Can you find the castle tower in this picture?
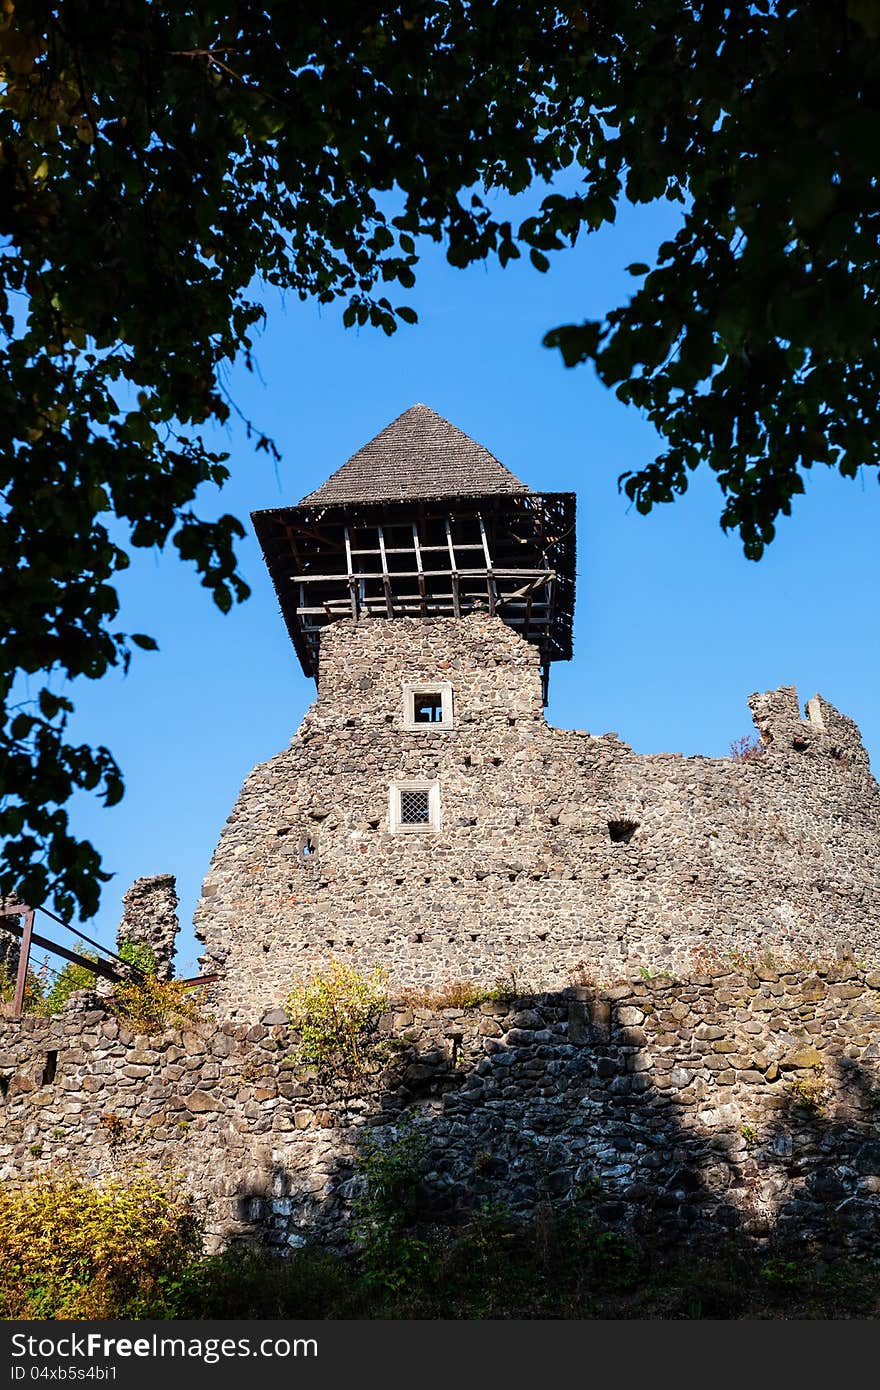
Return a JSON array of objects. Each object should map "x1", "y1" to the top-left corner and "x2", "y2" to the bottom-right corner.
[
  {"x1": 195, "y1": 407, "x2": 880, "y2": 1020},
  {"x1": 252, "y1": 404, "x2": 576, "y2": 702}
]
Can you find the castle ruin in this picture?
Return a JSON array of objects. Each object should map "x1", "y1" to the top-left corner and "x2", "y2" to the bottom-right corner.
[
  {"x1": 3, "y1": 404, "x2": 880, "y2": 1256},
  {"x1": 194, "y1": 404, "x2": 880, "y2": 1017}
]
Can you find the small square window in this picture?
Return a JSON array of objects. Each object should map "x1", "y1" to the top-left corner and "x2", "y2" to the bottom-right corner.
[
  {"x1": 400, "y1": 789, "x2": 431, "y2": 823},
  {"x1": 402, "y1": 682, "x2": 453, "y2": 730},
  {"x1": 413, "y1": 694, "x2": 444, "y2": 724},
  {"x1": 389, "y1": 780, "x2": 441, "y2": 833}
]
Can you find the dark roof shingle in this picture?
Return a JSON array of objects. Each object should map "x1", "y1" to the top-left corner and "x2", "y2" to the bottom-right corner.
[{"x1": 299, "y1": 403, "x2": 530, "y2": 505}]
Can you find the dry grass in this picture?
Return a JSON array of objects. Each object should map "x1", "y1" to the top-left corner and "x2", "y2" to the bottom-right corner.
[{"x1": 399, "y1": 979, "x2": 500, "y2": 1010}]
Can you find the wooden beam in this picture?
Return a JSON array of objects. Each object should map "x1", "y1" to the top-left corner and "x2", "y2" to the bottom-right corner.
[
  {"x1": 444, "y1": 514, "x2": 462, "y2": 619},
  {"x1": 377, "y1": 525, "x2": 394, "y2": 618},
  {"x1": 343, "y1": 526, "x2": 359, "y2": 621},
  {"x1": 444, "y1": 517, "x2": 458, "y2": 572},
  {"x1": 477, "y1": 512, "x2": 497, "y2": 616},
  {"x1": 412, "y1": 523, "x2": 427, "y2": 616},
  {"x1": 290, "y1": 566, "x2": 553, "y2": 584},
  {"x1": 451, "y1": 572, "x2": 461, "y2": 620}
]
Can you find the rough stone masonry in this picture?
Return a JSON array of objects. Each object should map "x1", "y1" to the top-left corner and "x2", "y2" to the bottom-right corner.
[
  {"x1": 194, "y1": 614, "x2": 880, "y2": 1019},
  {"x1": 2, "y1": 964, "x2": 880, "y2": 1253}
]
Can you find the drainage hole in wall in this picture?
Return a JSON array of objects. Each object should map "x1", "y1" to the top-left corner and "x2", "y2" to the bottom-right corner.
[{"x1": 608, "y1": 818, "x2": 639, "y2": 844}]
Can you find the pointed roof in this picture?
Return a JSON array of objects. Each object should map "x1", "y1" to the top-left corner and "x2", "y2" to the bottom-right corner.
[{"x1": 299, "y1": 404, "x2": 530, "y2": 505}]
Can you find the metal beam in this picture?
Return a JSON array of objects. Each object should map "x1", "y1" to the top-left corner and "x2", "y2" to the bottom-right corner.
[
  {"x1": 11, "y1": 908, "x2": 34, "y2": 1020},
  {"x1": 0, "y1": 914, "x2": 126, "y2": 989}
]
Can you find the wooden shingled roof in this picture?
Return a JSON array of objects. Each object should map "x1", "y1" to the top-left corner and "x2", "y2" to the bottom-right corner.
[
  {"x1": 254, "y1": 403, "x2": 576, "y2": 694},
  {"x1": 299, "y1": 403, "x2": 530, "y2": 504}
]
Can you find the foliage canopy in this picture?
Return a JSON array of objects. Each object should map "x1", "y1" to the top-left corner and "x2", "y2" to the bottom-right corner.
[{"x1": 2, "y1": 2, "x2": 878, "y2": 917}]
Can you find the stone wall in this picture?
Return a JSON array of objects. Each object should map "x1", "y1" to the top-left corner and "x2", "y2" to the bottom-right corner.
[
  {"x1": 193, "y1": 615, "x2": 880, "y2": 1019},
  {"x1": 1, "y1": 964, "x2": 879, "y2": 1252},
  {"x1": 118, "y1": 875, "x2": 180, "y2": 980}
]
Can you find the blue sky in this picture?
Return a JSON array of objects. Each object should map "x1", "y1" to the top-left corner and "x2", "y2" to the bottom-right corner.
[{"x1": 57, "y1": 197, "x2": 879, "y2": 974}]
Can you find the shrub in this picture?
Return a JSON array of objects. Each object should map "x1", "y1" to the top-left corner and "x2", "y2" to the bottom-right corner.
[
  {"x1": 43, "y1": 951, "x2": 99, "y2": 1015},
  {"x1": 0, "y1": 1172, "x2": 202, "y2": 1318},
  {"x1": 286, "y1": 959, "x2": 389, "y2": 1080},
  {"x1": 164, "y1": 1243, "x2": 363, "y2": 1319},
  {"x1": 399, "y1": 979, "x2": 497, "y2": 1010},
  {"x1": 352, "y1": 1128, "x2": 429, "y2": 1293},
  {"x1": 789, "y1": 1065, "x2": 829, "y2": 1116},
  {"x1": 0, "y1": 956, "x2": 49, "y2": 1014},
  {"x1": 730, "y1": 734, "x2": 765, "y2": 761},
  {"x1": 111, "y1": 977, "x2": 204, "y2": 1035},
  {"x1": 111, "y1": 935, "x2": 202, "y2": 1034},
  {"x1": 117, "y1": 938, "x2": 158, "y2": 975}
]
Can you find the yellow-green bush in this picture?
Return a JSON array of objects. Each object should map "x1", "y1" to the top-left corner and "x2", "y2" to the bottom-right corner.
[
  {"x1": 0, "y1": 1172, "x2": 202, "y2": 1318},
  {"x1": 42, "y1": 952, "x2": 99, "y2": 1014},
  {"x1": 286, "y1": 959, "x2": 389, "y2": 1080},
  {"x1": 111, "y1": 976, "x2": 205, "y2": 1034}
]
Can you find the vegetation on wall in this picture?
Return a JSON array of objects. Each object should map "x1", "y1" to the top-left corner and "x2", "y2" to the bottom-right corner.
[
  {"x1": 286, "y1": 960, "x2": 390, "y2": 1081},
  {"x1": 352, "y1": 1128, "x2": 430, "y2": 1293},
  {"x1": 110, "y1": 976, "x2": 204, "y2": 1034}
]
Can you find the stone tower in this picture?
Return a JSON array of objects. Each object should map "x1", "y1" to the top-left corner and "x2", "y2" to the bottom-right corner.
[{"x1": 195, "y1": 407, "x2": 880, "y2": 1019}]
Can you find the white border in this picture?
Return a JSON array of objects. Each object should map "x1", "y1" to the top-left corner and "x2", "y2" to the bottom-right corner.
[
  {"x1": 389, "y1": 780, "x2": 442, "y2": 833},
  {"x1": 402, "y1": 681, "x2": 454, "y2": 731}
]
